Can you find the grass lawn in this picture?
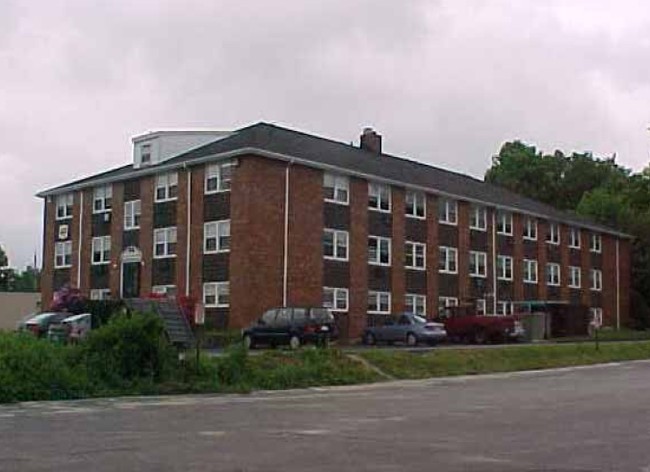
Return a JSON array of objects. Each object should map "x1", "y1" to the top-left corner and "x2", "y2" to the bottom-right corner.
[{"x1": 555, "y1": 328, "x2": 650, "y2": 343}]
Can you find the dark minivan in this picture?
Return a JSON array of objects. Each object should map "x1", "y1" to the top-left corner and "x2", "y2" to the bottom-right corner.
[{"x1": 242, "y1": 307, "x2": 338, "y2": 349}]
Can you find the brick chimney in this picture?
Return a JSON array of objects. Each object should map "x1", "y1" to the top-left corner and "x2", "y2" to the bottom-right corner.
[{"x1": 360, "y1": 127, "x2": 382, "y2": 154}]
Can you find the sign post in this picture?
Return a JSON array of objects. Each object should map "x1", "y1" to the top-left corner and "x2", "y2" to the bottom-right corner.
[{"x1": 194, "y1": 303, "x2": 205, "y2": 366}]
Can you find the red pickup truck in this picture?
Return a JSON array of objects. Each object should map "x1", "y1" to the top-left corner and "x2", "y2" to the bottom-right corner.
[{"x1": 438, "y1": 305, "x2": 525, "y2": 344}]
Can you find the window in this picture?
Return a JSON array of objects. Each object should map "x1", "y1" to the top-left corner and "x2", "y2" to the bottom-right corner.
[
  {"x1": 323, "y1": 173, "x2": 349, "y2": 204},
  {"x1": 523, "y1": 217, "x2": 537, "y2": 240},
  {"x1": 92, "y1": 236, "x2": 111, "y2": 265},
  {"x1": 590, "y1": 307, "x2": 603, "y2": 327},
  {"x1": 547, "y1": 223, "x2": 560, "y2": 245},
  {"x1": 569, "y1": 266, "x2": 581, "y2": 288},
  {"x1": 368, "y1": 182, "x2": 391, "y2": 212},
  {"x1": 497, "y1": 255, "x2": 513, "y2": 281},
  {"x1": 204, "y1": 220, "x2": 231, "y2": 253},
  {"x1": 368, "y1": 236, "x2": 391, "y2": 266},
  {"x1": 124, "y1": 200, "x2": 141, "y2": 230},
  {"x1": 54, "y1": 241, "x2": 72, "y2": 268},
  {"x1": 368, "y1": 291, "x2": 391, "y2": 314},
  {"x1": 546, "y1": 263, "x2": 561, "y2": 286},
  {"x1": 497, "y1": 211, "x2": 513, "y2": 236},
  {"x1": 497, "y1": 301, "x2": 513, "y2": 316},
  {"x1": 152, "y1": 285, "x2": 177, "y2": 297},
  {"x1": 56, "y1": 193, "x2": 73, "y2": 220},
  {"x1": 438, "y1": 297, "x2": 458, "y2": 314},
  {"x1": 405, "y1": 242, "x2": 426, "y2": 270},
  {"x1": 405, "y1": 294, "x2": 426, "y2": 316},
  {"x1": 93, "y1": 185, "x2": 112, "y2": 213},
  {"x1": 438, "y1": 198, "x2": 457, "y2": 225},
  {"x1": 405, "y1": 191, "x2": 426, "y2": 219},
  {"x1": 469, "y1": 251, "x2": 487, "y2": 278},
  {"x1": 470, "y1": 205, "x2": 487, "y2": 231},
  {"x1": 476, "y1": 299, "x2": 486, "y2": 315},
  {"x1": 203, "y1": 282, "x2": 229, "y2": 308},
  {"x1": 141, "y1": 144, "x2": 152, "y2": 165},
  {"x1": 323, "y1": 287, "x2": 349, "y2": 311},
  {"x1": 90, "y1": 289, "x2": 111, "y2": 301},
  {"x1": 590, "y1": 234, "x2": 602, "y2": 253},
  {"x1": 590, "y1": 269, "x2": 603, "y2": 291},
  {"x1": 323, "y1": 229, "x2": 349, "y2": 261},
  {"x1": 569, "y1": 228, "x2": 581, "y2": 249},
  {"x1": 155, "y1": 172, "x2": 178, "y2": 202},
  {"x1": 154, "y1": 227, "x2": 177, "y2": 258},
  {"x1": 205, "y1": 161, "x2": 233, "y2": 194},
  {"x1": 523, "y1": 259, "x2": 538, "y2": 284},
  {"x1": 439, "y1": 246, "x2": 458, "y2": 274}
]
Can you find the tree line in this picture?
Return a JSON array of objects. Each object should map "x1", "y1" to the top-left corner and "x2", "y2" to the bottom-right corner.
[{"x1": 0, "y1": 245, "x2": 39, "y2": 293}]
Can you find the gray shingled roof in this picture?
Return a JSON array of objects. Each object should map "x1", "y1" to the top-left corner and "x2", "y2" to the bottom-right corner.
[{"x1": 37, "y1": 122, "x2": 630, "y2": 237}]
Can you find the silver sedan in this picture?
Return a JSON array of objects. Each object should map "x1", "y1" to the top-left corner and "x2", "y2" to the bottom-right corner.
[{"x1": 363, "y1": 313, "x2": 447, "y2": 346}]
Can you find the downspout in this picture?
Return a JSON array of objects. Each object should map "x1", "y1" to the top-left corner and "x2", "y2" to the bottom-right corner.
[
  {"x1": 186, "y1": 167, "x2": 192, "y2": 297},
  {"x1": 283, "y1": 161, "x2": 292, "y2": 307},
  {"x1": 492, "y1": 209, "x2": 497, "y2": 315},
  {"x1": 616, "y1": 239, "x2": 620, "y2": 330},
  {"x1": 77, "y1": 191, "x2": 84, "y2": 289}
]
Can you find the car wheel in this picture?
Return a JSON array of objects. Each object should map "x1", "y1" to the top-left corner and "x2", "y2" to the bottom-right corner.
[
  {"x1": 243, "y1": 334, "x2": 254, "y2": 350},
  {"x1": 289, "y1": 335, "x2": 301, "y2": 350},
  {"x1": 406, "y1": 333, "x2": 418, "y2": 347},
  {"x1": 363, "y1": 332, "x2": 376, "y2": 346}
]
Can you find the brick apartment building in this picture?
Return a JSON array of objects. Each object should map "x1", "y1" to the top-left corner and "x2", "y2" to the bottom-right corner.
[{"x1": 38, "y1": 123, "x2": 632, "y2": 338}]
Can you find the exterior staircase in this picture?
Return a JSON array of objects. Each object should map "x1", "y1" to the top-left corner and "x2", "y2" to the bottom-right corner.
[{"x1": 124, "y1": 298, "x2": 195, "y2": 348}]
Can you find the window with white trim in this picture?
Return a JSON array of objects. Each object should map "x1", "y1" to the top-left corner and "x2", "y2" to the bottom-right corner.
[
  {"x1": 590, "y1": 234, "x2": 602, "y2": 253},
  {"x1": 152, "y1": 285, "x2": 177, "y2": 297},
  {"x1": 569, "y1": 266, "x2": 581, "y2": 288},
  {"x1": 590, "y1": 269, "x2": 603, "y2": 291},
  {"x1": 203, "y1": 282, "x2": 229, "y2": 308},
  {"x1": 476, "y1": 299, "x2": 486, "y2": 315},
  {"x1": 497, "y1": 211, "x2": 513, "y2": 236},
  {"x1": 497, "y1": 255, "x2": 513, "y2": 281},
  {"x1": 569, "y1": 228, "x2": 581, "y2": 249},
  {"x1": 56, "y1": 193, "x2": 73, "y2": 220},
  {"x1": 141, "y1": 143, "x2": 152, "y2": 165},
  {"x1": 469, "y1": 251, "x2": 487, "y2": 278},
  {"x1": 124, "y1": 200, "x2": 141, "y2": 230},
  {"x1": 154, "y1": 227, "x2": 177, "y2": 258},
  {"x1": 523, "y1": 259, "x2": 538, "y2": 284},
  {"x1": 546, "y1": 263, "x2": 561, "y2": 286},
  {"x1": 439, "y1": 246, "x2": 458, "y2": 274},
  {"x1": 438, "y1": 198, "x2": 457, "y2": 225},
  {"x1": 590, "y1": 307, "x2": 603, "y2": 327},
  {"x1": 90, "y1": 289, "x2": 111, "y2": 301},
  {"x1": 323, "y1": 287, "x2": 349, "y2": 312},
  {"x1": 405, "y1": 241, "x2": 426, "y2": 270},
  {"x1": 204, "y1": 220, "x2": 230, "y2": 253},
  {"x1": 470, "y1": 205, "x2": 487, "y2": 231},
  {"x1": 323, "y1": 229, "x2": 349, "y2": 261},
  {"x1": 368, "y1": 182, "x2": 391, "y2": 212},
  {"x1": 497, "y1": 301, "x2": 513, "y2": 316},
  {"x1": 205, "y1": 161, "x2": 233, "y2": 194},
  {"x1": 405, "y1": 294, "x2": 426, "y2": 316},
  {"x1": 155, "y1": 172, "x2": 178, "y2": 202},
  {"x1": 405, "y1": 191, "x2": 426, "y2": 219},
  {"x1": 438, "y1": 296, "x2": 458, "y2": 314},
  {"x1": 54, "y1": 241, "x2": 72, "y2": 269},
  {"x1": 368, "y1": 291, "x2": 391, "y2": 314},
  {"x1": 92, "y1": 236, "x2": 111, "y2": 265},
  {"x1": 546, "y1": 223, "x2": 560, "y2": 245},
  {"x1": 368, "y1": 236, "x2": 391, "y2": 266},
  {"x1": 323, "y1": 173, "x2": 349, "y2": 204},
  {"x1": 93, "y1": 185, "x2": 112, "y2": 213},
  {"x1": 523, "y1": 217, "x2": 537, "y2": 240}
]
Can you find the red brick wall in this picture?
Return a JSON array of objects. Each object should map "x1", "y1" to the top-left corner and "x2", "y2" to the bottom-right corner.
[
  {"x1": 537, "y1": 220, "x2": 548, "y2": 300},
  {"x1": 189, "y1": 166, "x2": 205, "y2": 301},
  {"x1": 457, "y1": 201, "x2": 470, "y2": 302},
  {"x1": 139, "y1": 176, "x2": 153, "y2": 296},
  {"x1": 349, "y1": 178, "x2": 369, "y2": 337},
  {"x1": 602, "y1": 234, "x2": 617, "y2": 326},
  {"x1": 79, "y1": 189, "x2": 93, "y2": 295},
  {"x1": 391, "y1": 188, "x2": 405, "y2": 313},
  {"x1": 109, "y1": 183, "x2": 124, "y2": 297},
  {"x1": 69, "y1": 192, "x2": 81, "y2": 288},
  {"x1": 513, "y1": 213, "x2": 524, "y2": 301},
  {"x1": 560, "y1": 224, "x2": 570, "y2": 301},
  {"x1": 580, "y1": 230, "x2": 591, "y2": 306},
  {"x1": 619, "y1": 238, "x2": 632, "y2": 327},
  {"x1": 426, "y1": 195, "x2": 439, "y2": 317},
  {"x1": 176, "y1": 170, "x2": 189, "y2": 296},
  {"x1": 41, "y1": 199, "x2": 55, "y2": 306},
  {"x1": 486, "y1": 208, "x2": 496, "y2": 313}
]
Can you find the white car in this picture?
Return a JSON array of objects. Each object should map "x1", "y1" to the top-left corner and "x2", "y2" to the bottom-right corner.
[{"x1": 61, "y1": 313, "x2": 93, "y2": 342}]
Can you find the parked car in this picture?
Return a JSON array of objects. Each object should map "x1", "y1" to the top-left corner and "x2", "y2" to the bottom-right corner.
[
  {"x1": 47, "y1": 313, "x2": 93, "y2": 344},
  {"x1": 439, "y1": 305, "x2": 525, "y2": 344},
  {"x1": 363, "y1": 313, "x2": 447, "y2": 346},
  {"x1": 20, "y1": 312, "x2": 69, "y2": 338},
  {"x1": 242, "y1": 307, "x2": 338, "y2": 349}
]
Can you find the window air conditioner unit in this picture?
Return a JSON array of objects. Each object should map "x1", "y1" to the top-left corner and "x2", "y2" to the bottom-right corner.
[
  {"x1": 103, "y1": 212, "x2": 111, "y2": 223},
  {"x1": 58, "y1": 225, "x2": 69, "y2": 240}
]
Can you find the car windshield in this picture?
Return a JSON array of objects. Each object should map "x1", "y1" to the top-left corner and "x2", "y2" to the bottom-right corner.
[{"x1": 412, "y1": 315, "x2": 427, "y2": 324}]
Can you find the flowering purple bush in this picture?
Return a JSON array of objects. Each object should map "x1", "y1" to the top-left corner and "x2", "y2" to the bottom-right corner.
[{"x1": 50, "y1": 285, "x2": 86, "y2": 314}]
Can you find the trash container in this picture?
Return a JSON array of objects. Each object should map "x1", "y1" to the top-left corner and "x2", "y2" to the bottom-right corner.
[{"x1": 521, "y1": 312, "x2": 546, "y2": 341}]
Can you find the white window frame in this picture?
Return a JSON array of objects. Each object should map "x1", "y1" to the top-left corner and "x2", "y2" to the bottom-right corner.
[
  {"x1": 93, "y1": 185, "x2": 112, "y2": 214},
  {"x1": 405, "y1": 191, "x2": 426, "y2": 219},
  {"x1": 124, "y1": 200, "x2": 141, "y2": 230},
  {"x1": 497, "y1": 255, "x2": 513, "y2": 281},
  {"x1": 405, "y1": 294, "x2": 426, "y2": 316},
  {"x1": 438, "y1": 198, "x2": 458, "y2": 225},
  {"x1": 497, "y1": 211, "x2": 513, "y2": 236},
  {"x1": 203, "y1": 282, "x2": 230, "y2": 308},
  {"x1": 91, "y1": 236, "x2": 111, "y2": 265},
  {"x1": 154, "y1": 227, "x2": 177, "y2": 259},
  {"x1": 590, "y1": 269, "x2": 603, "y2": 292},
  {"x1": 56, "y1": 193, "x2": 74, "y2": 221},
  {"x1": 439, "y1": 246, "x2": 458, "y2": 274},
  {"x1": 590, "y1": 307, "x2": 603, "y2": 327},
  {"x1": 523, "y1": 217, "x2": 537, "y2": 240},
  {"x1": 470, "y1": 205, "x2": 487, "y2": 231},
  {"x1": 469, "y1": 251, "x2": 487, "y2": 278},
  {"x1": 205, "y1": 161, "x2": 233, "y2": 194},
  {"x1": 141, "y1": 143, "x2": 152, "y2": 165},
  {"x1": 368, "y1": 182, "x2": 391, "y2": 212},
  {"x1": 569, "y1": 266, "x2": 581, "y2": 289},
  {"x1": 204, "y1": 220, "x2": 231, "y2": 254},
  {"x1": 405, "y1": 241, "x2": 426, "y2": 270},
  {"x1": 323, "y1": 229, "x2": 349, "y2": 261},
  {"x1": 54, "y1": 241, "x2": 72, "y2": 269},
  {"x1": 569, "y1": 228, "x2": 581, "y2": 249},
  {"x1": 523, "y1": 259, "x2": 538, "y2": 284},
  {"x1": 546, "y1": 223, "x2": 560, "y2": 245},
  {"x1": 368, "y1": 235, "x2": 391, "y2": 266},
  {"x1": 152, "y1": 285, "x2": 177, "y2": 297},
  {"x1": 323, "y1": 287, "x2": 349, "y2": 312},
  {"x1": 90, "y1": 289, "x2": 111, "y2": 301},
  {"x1": 439, "y1": 296, "x2": 459, "y2": 313},
  {"x1": 323, "y1": 173, "x2": 349, "y2": 205},
  {"x1": 497, "y1": 301, "x2": 513, "y2": 316},
  {"x1": 546, "y1": 263, "x2": 561, "y2": 286},
  {"x1": 368, "y1": 291, "x2": 391, "y2": 314},
  {"x1": 590, "y1": 234, "x2": 602, "y2": 253},
  {"x1": 155, "y1": 172, "x2": 178, "y2": 203},
  {"x1": 476, "y1": 299, "x2": 487, "y2": 315}
]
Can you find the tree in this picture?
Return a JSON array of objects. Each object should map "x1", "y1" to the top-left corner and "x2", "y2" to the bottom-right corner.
[{"x1": 0, "y1": 245, "x2": 7, "y2": 268}]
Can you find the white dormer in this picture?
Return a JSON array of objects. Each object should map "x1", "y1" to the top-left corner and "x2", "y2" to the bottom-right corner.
[{"x1": 132, "y1": 130, "x2": 230, "y2": 169}]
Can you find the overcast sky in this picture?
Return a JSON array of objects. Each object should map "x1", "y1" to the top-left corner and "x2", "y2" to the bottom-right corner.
[{"x1": 2, "y1": 0, "x2": 650, "y2": 268}]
